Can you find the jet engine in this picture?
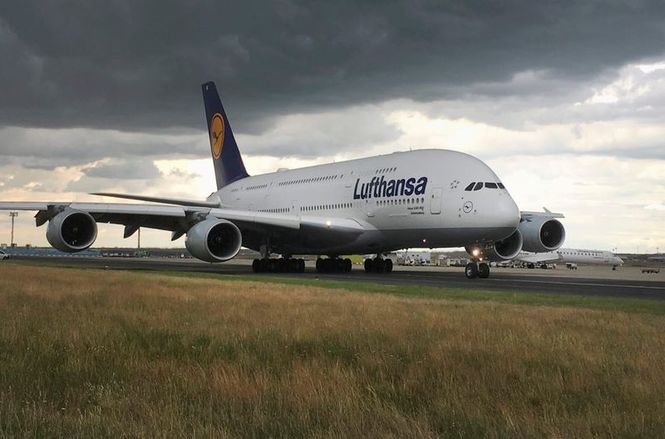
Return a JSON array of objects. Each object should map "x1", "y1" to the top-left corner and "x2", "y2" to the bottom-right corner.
[
  {"x1": 46, "y1": 209, "x2": 98, "y2": 252},
  {"x1": 185, "y1": 218, "x2": 242, "y2": 262},
  {"x1": 518, "y1": 217, "x2": 565, "y2": 253},
  {"x1": 466, "y1": 230, "x2": 523, "y2": 261}
]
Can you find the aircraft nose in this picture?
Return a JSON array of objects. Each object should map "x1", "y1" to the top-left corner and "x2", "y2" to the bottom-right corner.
[{"x1": 493, "y1": 195, "x2": 521, "y2": 230}]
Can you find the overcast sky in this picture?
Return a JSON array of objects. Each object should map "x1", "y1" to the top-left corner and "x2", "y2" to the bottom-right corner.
[{"x1": 1, "y1": 0, "x2": 664, "y2": 253}]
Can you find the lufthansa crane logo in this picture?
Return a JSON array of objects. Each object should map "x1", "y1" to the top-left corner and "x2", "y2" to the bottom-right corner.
[{"x1": 209, "y1": 113, "x2": 225, "y2": 159}]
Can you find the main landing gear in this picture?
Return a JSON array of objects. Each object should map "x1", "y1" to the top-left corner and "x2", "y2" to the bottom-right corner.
[
  {"x1": 364, "y1": 257, "x2": 393, "y2": 273},
  {"x1": 316, "y1": 257, "x2": 353, "y2": 273},
  {"x1": 465, "y1": 261, "x2": 490, "y2": 279},
  {"x1": 252, "y1": 258, "x2": 305, "y2": 273}
]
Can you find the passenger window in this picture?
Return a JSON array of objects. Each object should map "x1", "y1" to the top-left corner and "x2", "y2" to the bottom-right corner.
[
  {"x1": 464, "y1": 183, "x2": 475, "y2": 191},
  {"x1": 473, "y1": 182, "x2": 483, "y2": 191},
  {"x1": 485, "y1": 182, "x2": 497, "y2": 189}
]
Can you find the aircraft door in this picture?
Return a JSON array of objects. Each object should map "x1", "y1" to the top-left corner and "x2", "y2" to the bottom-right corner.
[
  {"x1": 430, "y1": 188, "x2": 442, "y2": 214},
  {"x1": 362, "y1": 198, "x2": 376, "y2": 217},
  {"x1": 291, "y1": 200, "x2": 301, "y2": 218}
]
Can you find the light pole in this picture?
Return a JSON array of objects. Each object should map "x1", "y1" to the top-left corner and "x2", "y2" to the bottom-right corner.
[{"x1": 9, "y1": 211, "x2": 18, "y2": 247}]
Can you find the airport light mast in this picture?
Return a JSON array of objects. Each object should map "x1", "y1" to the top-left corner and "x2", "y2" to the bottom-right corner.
[{"x1": 9, "y1": 211, "x2": 18, "y2": 247}]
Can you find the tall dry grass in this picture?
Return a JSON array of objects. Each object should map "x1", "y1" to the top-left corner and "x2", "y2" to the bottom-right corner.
[{"x1": 0, "y1": 263, "x2": 664, "y2": 438}]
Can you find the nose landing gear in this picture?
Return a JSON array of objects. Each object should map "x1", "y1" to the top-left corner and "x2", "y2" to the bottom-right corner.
[{"x1": 465, "y1": 261, "x2": 490, "y2": 279}]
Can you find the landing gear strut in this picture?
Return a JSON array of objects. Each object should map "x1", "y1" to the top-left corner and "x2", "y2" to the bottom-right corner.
[
  {"x1": 465, "y1": 261, "x2": 490, "y2": 279},
  {"x1": 364, "y1": 257, "x2": 393, "y2": 274},
  {"x1": 252, "y1": 257, "x2": 305, "y2": 273},
  {"x1": 316, "y1": 257, "x2": 352, "y2": 273}
]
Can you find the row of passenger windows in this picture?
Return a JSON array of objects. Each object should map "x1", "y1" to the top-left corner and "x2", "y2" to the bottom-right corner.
[
  {"x1": 279, "y1": 175, "x2": 341, "y2": 186},
  {"x1": 259, "y1": 207, "x2": 289, "y2": 213},
  {"x1": 257, "y1": 198, "x2": 426, "y2": 214},
  {"x1": 562, "y1": 250, "x2": 600, "y2": 256},
  {"x1": 464, "y1": 182, "x2": 506, "y2": 191},
  {"x1": 246, "y1": 184, "x2": 268, "y2": 190},
  {"x1": 375, "y1": 167, "x2": 397, "y2": 174},
  {"x1": 302, "y1": 203, "x2": 352, "y2": 212},
  {"x1": 377, "y1": 197, "x2": 425, "y2": 206}
]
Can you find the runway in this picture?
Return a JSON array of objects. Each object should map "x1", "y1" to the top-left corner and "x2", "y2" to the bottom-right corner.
[{"x1": 10, "y1": 255, "x2": 665, "y2": 300}]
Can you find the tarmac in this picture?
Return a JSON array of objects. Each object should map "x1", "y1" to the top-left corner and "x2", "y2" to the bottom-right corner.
[{"x1": 8, "y1": 255, "x2": 665, "y2": 300}]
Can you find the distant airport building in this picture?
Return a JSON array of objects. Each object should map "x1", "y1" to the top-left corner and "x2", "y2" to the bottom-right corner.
[{"x1": 396, "y1": 250, "x2": 431, "y2": 266}]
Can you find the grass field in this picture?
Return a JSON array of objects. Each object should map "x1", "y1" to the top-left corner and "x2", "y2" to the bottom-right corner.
[{"x1": 1, "y1": 263, "x2": 664, "y2": 438}]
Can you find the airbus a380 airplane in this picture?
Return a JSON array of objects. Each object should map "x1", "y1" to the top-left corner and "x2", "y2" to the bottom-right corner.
[{"x1": 0, "y1": 82, "x2": 566, "y2": 279}]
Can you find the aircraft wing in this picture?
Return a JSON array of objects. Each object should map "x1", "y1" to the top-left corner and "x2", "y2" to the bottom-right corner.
[
  {"x1": 90, "y1": 192, "x2": 220, "y2": 208},
  {"x1": 0, "y1": 201, "x2": 367, "y2": 240},
  {"x1": 520, "y1": 207, "x2": 565, "y2": 219}
]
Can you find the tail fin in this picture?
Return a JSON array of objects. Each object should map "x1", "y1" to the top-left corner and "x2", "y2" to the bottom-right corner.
[{"x1": 202, "y1": 81, "x2": 249, "y2": 189}]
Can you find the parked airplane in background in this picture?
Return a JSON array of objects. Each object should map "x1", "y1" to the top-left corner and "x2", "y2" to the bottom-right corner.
[
  {"x1": 0, "y1": 81, "x2": 566, "y2": 279},
  {"x1": 516, "y1": 248, "x2": 624, "y2": 269}
]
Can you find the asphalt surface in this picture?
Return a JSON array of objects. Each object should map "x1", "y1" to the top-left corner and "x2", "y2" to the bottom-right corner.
[{"x1": 10, "y1": 256, "x2": 665, "y2": 301}]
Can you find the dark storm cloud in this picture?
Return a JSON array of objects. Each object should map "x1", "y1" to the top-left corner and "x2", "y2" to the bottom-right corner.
[
  {"x1": 1, "y1": 0, "x2": 664, "y2": 132},
  {"x1": 83, "y1": 159, "x2": 161, "y2": 180},
  {"x1": 0, "y1": 126, "x2": 204, "y2": 168}
]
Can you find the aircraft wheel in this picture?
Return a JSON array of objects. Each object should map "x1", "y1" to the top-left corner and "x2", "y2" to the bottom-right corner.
[
  {"x1": 465, "y1": 263, "x2": 478, "y2": 279},
  {"x1": 385, "y1": 259, "x2": 393, "y2": 273},
  {"x1": 252, "y1": 259, "x2": 261, "y2": 273},
  {"x1": 259, "y1": 259, "x2": 269, "y2": 272},
  {"x1": 344, "y1": 258, "x2": 352, "y2": 272},
  {"x1": 316, "y1": 258, "x2": 324, "y2": 273},
  {"x1": 374, "y1": 258, "x2": 385, "y2": 273},
  {"x1": 478, "y1": 262, "x2": 490, "y2": 278},
  {"x1": 298, "y1": 258, "x2": 306, "y2": 273},
  {"x1": 364, "y1": 259, "x2": 372, "y2": 273}
]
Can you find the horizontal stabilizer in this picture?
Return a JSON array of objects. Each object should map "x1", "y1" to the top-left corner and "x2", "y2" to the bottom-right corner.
[{"x1": 91, "y1": 192, "x2": 219, "y2": 208}]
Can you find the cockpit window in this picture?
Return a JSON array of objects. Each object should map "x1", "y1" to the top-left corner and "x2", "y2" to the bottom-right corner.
[{"x1": 466, "y1": 182, "x2": 505, "y2": 191}]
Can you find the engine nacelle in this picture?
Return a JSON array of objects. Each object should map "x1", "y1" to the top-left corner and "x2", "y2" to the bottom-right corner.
[
  {"x1": 488, "y1": 230, "x2": 523, "y2": 261},
  {"x1": 518, "y1": 217, "x2": 565, "y2": 253},
  {"x1": 466, "y1": 230, "x2": 523, "y2": 262},
  {"x1": 46, "y1": 209, "x2": 98, "y2": 252},
  {"x1": 185, "y1": 218, "x2": 242, "y2": 263}
]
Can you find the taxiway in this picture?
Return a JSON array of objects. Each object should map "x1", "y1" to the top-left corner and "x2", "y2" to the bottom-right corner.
[{"x1": 9, "y1": 256, "x2": 665, "y2": 300}]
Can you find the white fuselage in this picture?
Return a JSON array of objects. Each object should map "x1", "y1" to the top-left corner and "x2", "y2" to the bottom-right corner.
[
  {"x1": 518, "y1": 248, "x2": 624, "y2": 267},
  {"x1": 207, "y1": 149, "x2": 520, "y2": 256}
]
